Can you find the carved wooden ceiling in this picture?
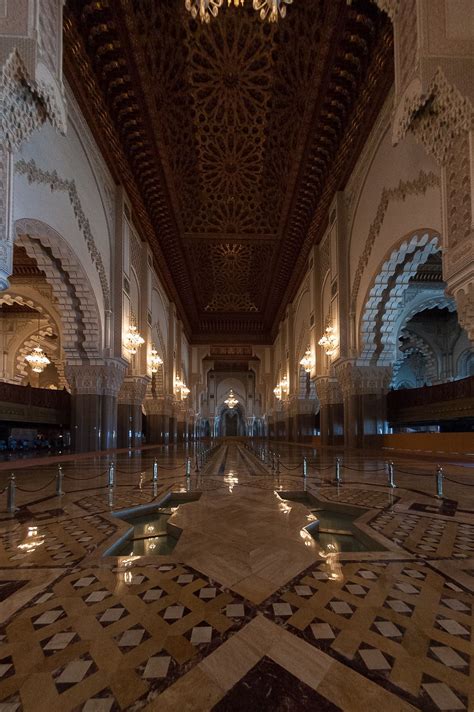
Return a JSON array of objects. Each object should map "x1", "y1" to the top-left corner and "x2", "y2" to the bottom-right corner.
[{"x1": 64, "y1": 0, "x2": 393, "y2": 343}]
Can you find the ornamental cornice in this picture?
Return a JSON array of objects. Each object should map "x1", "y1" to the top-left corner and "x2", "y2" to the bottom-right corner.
[{"x1": 15, "y1": 159, "x2": 111, "y2": 310}]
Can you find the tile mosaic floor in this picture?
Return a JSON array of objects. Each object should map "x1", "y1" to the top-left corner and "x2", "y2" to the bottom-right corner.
[{"x1": 0, "y1": 441, "x2": 471, "y2": 710}]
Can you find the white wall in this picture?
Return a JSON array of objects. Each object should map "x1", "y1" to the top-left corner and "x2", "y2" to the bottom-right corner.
[{"x1": 13, "y1": 85, "x2": 114, "y2": 332}]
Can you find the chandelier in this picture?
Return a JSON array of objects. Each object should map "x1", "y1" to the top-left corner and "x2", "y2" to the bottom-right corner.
[
  {"x1": 273, "y1": 374, "x2": 288, "y2": 400},
  {"x1": 175, "y1": 375, "x2": 190, "y2": 400},
  {"x1": 123, "y1": 323, "x2": 145, "y2": 355},
  {"x1": 224, "y1": 389, "x2": 238, "y2": 409},
  {"x1": 184, "y1": 0, "x2": 292, "y2": 23},
  {"x1": 149, "y1": 346, "x2": 163, "y2": 373},
  {"x1": 299, "y1": 347, "x2": 313, "y2": 373},
  {"x1": 25, "y1": 345, "x2": 50, "y2": 374},
  {"x1": 318, "y1": 325, "x2": 338, "y2": 356}
]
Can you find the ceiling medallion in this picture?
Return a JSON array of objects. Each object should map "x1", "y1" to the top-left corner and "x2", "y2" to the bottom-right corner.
[{"x1": 184, "y1": 0, "x2": 292, "y2": 24}]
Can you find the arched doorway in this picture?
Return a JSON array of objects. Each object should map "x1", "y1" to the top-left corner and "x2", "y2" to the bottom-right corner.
[{"x1": 219, "y1": 405, "x2": 246, "y2": 437}]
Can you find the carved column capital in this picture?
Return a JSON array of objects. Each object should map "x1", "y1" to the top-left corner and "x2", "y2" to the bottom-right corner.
[
  {"x1": 314, "y1": 377, "x2": 342, "y2": 406},
  {"x1": 64, "y1": 359, "x2": 127, "y2": 397},
  {"x1": 118, "y1": 376, "x2": 150, "y2": 406},
  {"x1": 335, "y1": 360, "x2": 392, "y2": 398}
]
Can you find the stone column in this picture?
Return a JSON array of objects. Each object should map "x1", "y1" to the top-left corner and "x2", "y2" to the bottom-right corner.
[
  {"x1": 117, "y1": 376, "x2": 149, "y2": 449},
  {"x1": 336, "y1": 361, "x2": 392, "y2": 450},
  {"x1": 145, "y1": 396, "x2": 170, "y2": 445},
  {"x1": 100, "y1": 359, "x2": 127, "y2": 450},
  {"x1": 65, "y1": 360, "x2": 126, "y2": 453},
  {"x1": 315, "y1": 377, "x2": 343, "y2": 447}
]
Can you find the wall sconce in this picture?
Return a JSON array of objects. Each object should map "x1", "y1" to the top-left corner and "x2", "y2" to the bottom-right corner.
[
  {"x1": 149, "y1": 345, "x2": 163, "y2": 373},
  {"x1": 299, "y1": 347, "x2": 314, "y2": 373},
  {"x1": 318, "y1": 325, "x2": 338, "y2": 356},
  {"x1": 123, "y1": 320, "x2": 145, "y2": 355}
]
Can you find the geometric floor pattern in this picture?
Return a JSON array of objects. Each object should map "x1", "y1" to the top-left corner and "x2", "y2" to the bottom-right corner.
[
  {"x1": 261, "y1": 558, "x2": 474, "y2": 711},
  {"x1": 0, "y1": 563, "x2": 254, "y2": 710},
  {"x1": 0, "y1": 441, "x2": 473, "y2": 711}
]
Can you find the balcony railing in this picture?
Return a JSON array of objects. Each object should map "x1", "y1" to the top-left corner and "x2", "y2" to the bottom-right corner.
[{"x1": 0, "y1": 381, "x2": 70, "y2": 411}]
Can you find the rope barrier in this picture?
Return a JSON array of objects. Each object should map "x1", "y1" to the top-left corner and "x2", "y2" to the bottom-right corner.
[
  {"x1": 394, "y1": 468, "x2": 434, "y2": 477},
  {"x1": 443, "y1": 475, "x2": 474, "y2": 487},
  {"x1": 16, "y1": 476, "x2": 56, "y2": 493},
  {"x1": 64, "y1": 470, "x2": 109, "y2": 481},
  {"x1": 159, "y1": 462, "x2": 186, "y2": 470},
  {"x1": 340, "y1": 464, "x2": 386, "y2": 473}
]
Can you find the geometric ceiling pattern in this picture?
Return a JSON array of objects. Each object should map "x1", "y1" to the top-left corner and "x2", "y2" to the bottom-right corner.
[{"x1": 64, "y1": 0, "x2": 393, "y2": 343}]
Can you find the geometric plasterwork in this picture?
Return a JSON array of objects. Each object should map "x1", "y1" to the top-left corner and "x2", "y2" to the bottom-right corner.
[
  {"x1": 0, "y1": 0, "x2": 67, "y2": 291},
  {"x1": 379, "y1": 1, "x2": 474, "y2": 344},
  {"x1": 15, "y1": 160, "x2": 111, "y2": 310},
  {"x1": 14, "y1": 222, "x2": 103, "y2": 361},
  {"x1": 350, "y1": 173, "x2": 440, "y2": 314},
  {"x1": 65, "y1": 0, "x2": 394, "y2": 340}
]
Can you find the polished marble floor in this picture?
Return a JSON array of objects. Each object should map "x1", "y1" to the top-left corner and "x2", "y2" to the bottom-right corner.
[{"x1": 0, "y1": 440, "x2": 473, "y2": 711}]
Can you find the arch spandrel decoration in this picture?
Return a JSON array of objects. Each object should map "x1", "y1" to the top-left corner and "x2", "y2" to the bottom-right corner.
[
  {"x1": 14, "y1": 219, "x2": 103, "y2": 360},
  {"x1": 359, "y1": 229, "x2": 440, "y2": 365}
]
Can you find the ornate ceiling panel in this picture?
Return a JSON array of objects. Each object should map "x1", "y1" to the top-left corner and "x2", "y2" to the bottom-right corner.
[{"x1": 64, "y1": 0, "x2": 393, "y2": 342}]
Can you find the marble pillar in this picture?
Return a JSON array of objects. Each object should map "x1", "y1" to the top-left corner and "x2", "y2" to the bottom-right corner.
[
  {"x1": 336, "y1": 362, "x2": 391, "y2": 450},
  {"x1": 315, "y1": 378, "x2": 343, "y2": 447},
  {"x1": 65, "y1": 360, "x2": 126, "y2": 453},
  {"x1": 117, "y1": 376, "x2": 149, "y2": 449}
]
